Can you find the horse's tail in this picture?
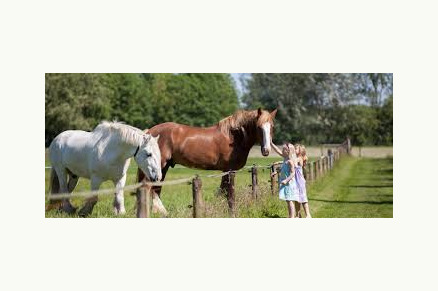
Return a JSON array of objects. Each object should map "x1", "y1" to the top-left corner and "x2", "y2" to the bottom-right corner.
[{"x1": 46, "y1": 169, "x2": 61, "y2": 211}]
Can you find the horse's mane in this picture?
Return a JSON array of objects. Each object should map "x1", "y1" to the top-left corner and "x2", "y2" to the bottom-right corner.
[
  {"x1": 217, "y1": 110, "x2": 273, "y2": 135},
  {"x1": 93, "y1": 121, "x2": 146, "y2": 146}
]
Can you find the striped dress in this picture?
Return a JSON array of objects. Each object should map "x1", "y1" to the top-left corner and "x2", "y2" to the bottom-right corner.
[{"x1": 294, "y1": 164, "x2": 308, "y2": 203}]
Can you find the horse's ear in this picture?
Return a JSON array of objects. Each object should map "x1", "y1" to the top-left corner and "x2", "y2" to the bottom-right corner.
[
  {"x1": 257, "y1": 108, "x2": 262, "y2": 117},
  {"x1": 271, "y1": 108, "x2": 278, "y2": 119}
]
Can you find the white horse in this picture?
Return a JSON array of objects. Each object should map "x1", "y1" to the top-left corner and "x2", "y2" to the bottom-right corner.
[{"x1": 47, "y1": 121, "x2": 162, "y2": 217}]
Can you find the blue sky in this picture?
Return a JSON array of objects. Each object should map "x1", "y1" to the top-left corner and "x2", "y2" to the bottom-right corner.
[{"x1": 231, "y1": 73, "x2": 246, "y2": 96}]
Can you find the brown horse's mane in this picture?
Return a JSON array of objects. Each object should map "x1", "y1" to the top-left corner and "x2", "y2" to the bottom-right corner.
[{"x1": 217, "y1": 109, "x2": 273, "y2": 135}]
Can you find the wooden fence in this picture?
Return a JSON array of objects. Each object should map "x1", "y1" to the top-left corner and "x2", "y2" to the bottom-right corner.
[
  {"x1": 136, "y1": 138, "x2": 351, "y2": 217},
  {"x1": 48, "y1": 138, "x2": 351, "y2": 218}
]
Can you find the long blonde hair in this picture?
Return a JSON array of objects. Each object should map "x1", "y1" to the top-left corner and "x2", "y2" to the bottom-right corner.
[
  {"x1": 296, "y1": 144, "x2": 308, "y2": 167},
  {"x1": 284, "y1": 143, "x2": 297, "y2": 164}
]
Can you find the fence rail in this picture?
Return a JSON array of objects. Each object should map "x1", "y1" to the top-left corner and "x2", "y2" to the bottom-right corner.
[{"x1": 46, "y1": 138, "x2": 351, "y2": 218}]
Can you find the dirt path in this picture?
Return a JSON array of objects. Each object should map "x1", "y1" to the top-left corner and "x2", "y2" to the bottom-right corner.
[{"x1": 249, "y1": 146, "x2": 393, "y2": 158}]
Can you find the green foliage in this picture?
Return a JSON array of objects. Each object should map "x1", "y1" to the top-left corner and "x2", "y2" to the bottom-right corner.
[
  {"x1": 45, "y1": 73, "x2": 392, "y2": 147},
  {"x1": 375, "y1": 95, "x2": 393, "y2": 144},
  {"x1": 242, "y1": 73, "x2": 393, "y2": 145},
  {"x1": 45, "y1": 74, "x2": 112, "y2": 145},
  {"x1": 102, "y1": 73, "x2": 153, "y2": 129},
  {"x1": 45, "y1": 73, "x2": 239, "y2": 146}
]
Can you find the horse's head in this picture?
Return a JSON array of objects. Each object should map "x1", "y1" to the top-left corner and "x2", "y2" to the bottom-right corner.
[
  {"x1": 256, "y1": 108, "x2": 277, "y2": 156},
  {"x1": 134, "y1": 134, "x2": 162, "y2": 182}
]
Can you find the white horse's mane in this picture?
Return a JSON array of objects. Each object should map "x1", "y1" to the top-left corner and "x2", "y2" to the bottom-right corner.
[{"x1": 93, "y1": 121, "x2": 147, "y2": 146}]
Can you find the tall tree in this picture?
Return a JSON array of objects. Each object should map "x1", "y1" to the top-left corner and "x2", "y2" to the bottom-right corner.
[
  {"x1": 45, "y1": 73, "x2": 111, "y2": 145},
  {"x1": 242, "y1": 73, "x2": 393, "y2": 145}
]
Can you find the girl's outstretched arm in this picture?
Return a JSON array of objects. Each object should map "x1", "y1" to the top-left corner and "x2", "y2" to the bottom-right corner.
[{"x1": 271, "y1": 141, "x2": 283, "y2": 156}]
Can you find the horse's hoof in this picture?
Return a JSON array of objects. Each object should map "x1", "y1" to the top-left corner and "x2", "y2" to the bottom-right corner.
[
  {"x1": 113, "y1": 207, "x2": 126, "y2": 215},
  {"x1": 78, "y1": 207, "x2": 91, "y2": 217},
  {"x1": 46, "y1": 201, "x2": 62, "y2": 211},
  {"x1": 62, "y1": 204, "x2": 77, "y2": 215}
]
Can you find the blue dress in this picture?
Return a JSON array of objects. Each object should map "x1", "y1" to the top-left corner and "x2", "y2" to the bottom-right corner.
[{"x1": 278, "y1": 159, "x2": 299, "y2": 201}]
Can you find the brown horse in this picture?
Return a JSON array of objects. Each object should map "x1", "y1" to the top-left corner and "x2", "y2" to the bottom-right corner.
[{"x1": 137, "y1": 108, "x2": 277, "y2": 215}]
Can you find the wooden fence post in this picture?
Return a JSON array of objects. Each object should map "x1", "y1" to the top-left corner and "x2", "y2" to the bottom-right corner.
[
  {"x1": 314, "y1": 161, "x2": 318, "y2": 180},
  {"x1": 347, "y1": 137, "x2": 351, "y2": 155},
  {"x1": 314, "y1": 160, "x2": 318, "y2": 180},
  {"x1": 251, "y1": 165, "x2": 258, "y2": 199},
  {"x1": 320, "y1": 159, "x2": 324, "y2": 177},
  {"x1": 136, "y1": 183, "x2": 151, "y2": 218},
  {"x1": 270, "y1": 164, "x2": 277, "y2": 196},
  {"x1": 328, "y1": 149, "x2": 333, "y2": 169},
  {"x1": 227, "y1": 171, "x2": 236, "y2": 217},
  {"x1": 309, "y1": 162, "x2": 314, "y2": 182},
  {"x1": 320, "y1": 158, "x2": 324, "y2": 176},
  {"x1": 323, "y1": 157, "x2": 327, "y2": 175},
  {"x1": 192, "y1": 175, "x2": 204, "y2": 218},
  {"x1": 303, "y1": 163, "x2": 308, "y2": 181}
]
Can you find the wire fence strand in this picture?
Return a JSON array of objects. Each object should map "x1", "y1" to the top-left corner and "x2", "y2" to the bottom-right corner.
[
  {"x1": 46, "y1": 141, "x2": 350, "y2": 202},
  {"x1": 48, "y1": 177, "x2": 195, "y2": 200}
]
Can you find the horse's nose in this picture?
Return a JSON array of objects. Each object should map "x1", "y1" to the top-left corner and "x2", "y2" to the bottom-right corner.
[
  {"x1": 153, "y1": 171, "x2": 162, "y2": 182},
  {"x1": 262, "y1": 147, "x2": 270, "y2": 156}
]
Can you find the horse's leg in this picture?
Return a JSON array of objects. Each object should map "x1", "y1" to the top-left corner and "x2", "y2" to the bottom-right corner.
[
  {"x1": 62, "y1": 174, "x2": 79, "y2": 214},
  {"x1": 78, "y1": 177, "x2": 102, "y2": 217},
  {"x1": 219, "y1": 174, "x2": 229, "y2": 196},
  {"x1": 113, "y1": 174, "x2": 127, "y2": 215},
  {"x1": 151, "y1": 163, "x2": 170, "y2": 216},
  {"x1": 53, "y1": 167, "x2": 75, "y2": 214}
]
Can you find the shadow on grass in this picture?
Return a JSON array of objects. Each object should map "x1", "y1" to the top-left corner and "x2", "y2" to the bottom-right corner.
[
  {"x1": 348, "y1": 184, "x2": 393, "y2": 188},
  {"x1": 310, "y1": 198, "x2": 393, "y2": 205},
  {"x1": 261, "y1": 211, "x2": 282, "y2": 218}
]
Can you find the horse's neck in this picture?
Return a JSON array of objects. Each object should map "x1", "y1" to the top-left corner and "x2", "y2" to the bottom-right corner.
[
  {"x1": 239, "y1": 122, "x2": 258, "y2": 149},
  {"x1": 98, "y1": 135, "x2": 137, "y2": 162}
]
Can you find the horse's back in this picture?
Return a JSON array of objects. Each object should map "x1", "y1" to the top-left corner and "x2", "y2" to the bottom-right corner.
[
  {"x1": 49, "y1": 130, "x2": 94, "y2": 176},
  {"x1": 50, "y1": 130, "x2": 93, "y2": 151},
  {"x1": 148, "y1": 122, "x2": 229, "y2": 170}
]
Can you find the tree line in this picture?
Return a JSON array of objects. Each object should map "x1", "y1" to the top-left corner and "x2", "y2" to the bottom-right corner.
[
  {"x1": 241, "y1": 73, "x2": 393, "y2": 146},
  {"x1": 45, "y1": 73, "x2": 392, "y2": 147},
  {"x1": 45, "y1": 73, "x2": 238, "y2": 146}
]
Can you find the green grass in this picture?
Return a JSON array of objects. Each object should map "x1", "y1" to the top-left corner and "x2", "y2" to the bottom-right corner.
[
  {"x1": 45, "y1": 156, "x2": 393, "y2": 218},
  {"x1": 308, "y1": 157, "x2": 393, "y2": 218}
]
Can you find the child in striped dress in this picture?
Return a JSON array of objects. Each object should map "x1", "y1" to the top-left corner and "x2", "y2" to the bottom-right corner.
[{"x1": 294, "y1": 144, "x2": 312, "y2": 218}]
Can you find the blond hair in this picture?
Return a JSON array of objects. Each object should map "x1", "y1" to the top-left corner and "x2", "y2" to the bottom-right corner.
[
  {"x1": 284, "y1": 143, "x2": 297, "y2": 164},
  {"x1": 296, "y1": 144, "x2": 308, "y2": 167}
]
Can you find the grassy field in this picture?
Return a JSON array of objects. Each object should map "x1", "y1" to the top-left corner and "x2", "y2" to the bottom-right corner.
[{"x1": 45, "y1": 154, "x2": 393, "y2": 218}]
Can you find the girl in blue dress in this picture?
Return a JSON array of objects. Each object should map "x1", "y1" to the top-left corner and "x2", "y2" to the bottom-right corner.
[{"x1": 271, "y1": 142, "x2": 300, "y2": 218}]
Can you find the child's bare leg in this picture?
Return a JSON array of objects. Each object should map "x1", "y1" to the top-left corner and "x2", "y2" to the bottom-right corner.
[
  {"x1": 302, "y1": 202, "x2": 312, "y2": 218},
  {"x1": 287, "y1": 201, "x2": 295, "y2": 218},
  {"x1": 294, "y1": 202, "x2": 301, "y2": 217}
]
